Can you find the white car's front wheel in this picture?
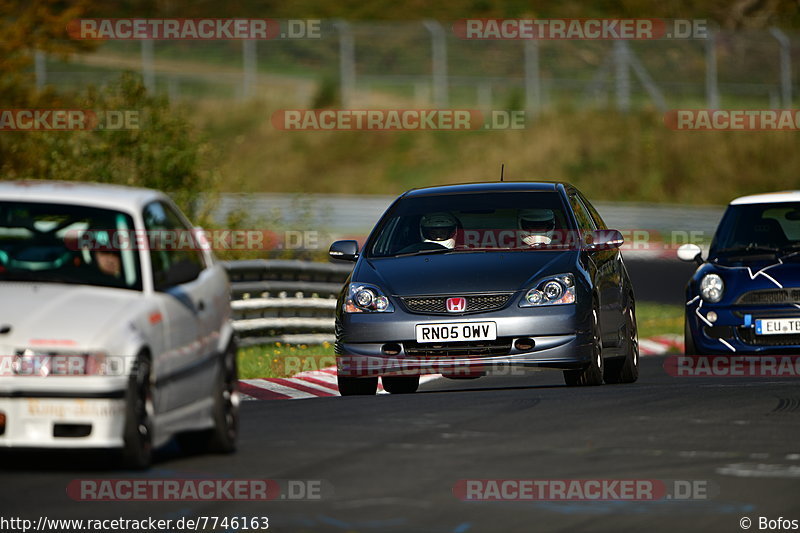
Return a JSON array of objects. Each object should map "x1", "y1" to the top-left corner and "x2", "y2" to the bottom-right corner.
[
  {"x1": 208, "y1": 341, "x2": 239, "y2": 453},
  {"x1": 122, "y1": 353, "x2": 154, "y2": 469}
]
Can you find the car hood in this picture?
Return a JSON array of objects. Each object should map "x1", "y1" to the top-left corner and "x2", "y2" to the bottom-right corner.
[
  {"x1": 358, "y1": 250, "x2": 579, "y2": 296},
  {"x1": 0, "y1": 283, "x2": 144, "y2": 350},
  {"x1": 700, "y1": 256, "x2": 800, "y2": 303}
]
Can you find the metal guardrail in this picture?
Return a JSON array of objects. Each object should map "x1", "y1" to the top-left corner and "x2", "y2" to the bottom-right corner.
[
  {"x1": 215, "y1": 193, "x2": 725, "y2": 238},
  {"x1": 224, "y1": 260, "x2": 351, "y2": 346}
]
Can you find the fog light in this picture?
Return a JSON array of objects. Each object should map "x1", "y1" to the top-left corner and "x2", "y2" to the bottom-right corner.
[
  {"x1": 514, "y1": 338, "x2": 535, "y2": 351},
  {"x1": 382, "y1": 343, "x2": 401, "y2": 356},
  {"x1": 706, "y1": 311, "x2": 718, "y2": 323}
]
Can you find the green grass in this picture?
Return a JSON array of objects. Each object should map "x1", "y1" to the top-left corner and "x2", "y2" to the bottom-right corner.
[
  {"x1": 637, "y1": 302, "x2": 684, "y2": 340},
  {"x1": 238, "y1": 342, "x2": 336, "y2": 379}
]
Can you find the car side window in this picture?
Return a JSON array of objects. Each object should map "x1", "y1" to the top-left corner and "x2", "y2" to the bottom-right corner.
[
  {"x1": 142, "y1": 201, "x2": 206, "y2": 290},
  {"x1": 568, "y1": 193, "x2": 597, "y2": 232},
  {"x1": 578, "y1": 194, "x2": 608, "y2": 230}
]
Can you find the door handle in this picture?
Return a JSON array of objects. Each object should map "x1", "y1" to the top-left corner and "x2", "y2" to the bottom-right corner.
[{"x1": 197, "y1": 300, "x2": 205, "y2": 312}]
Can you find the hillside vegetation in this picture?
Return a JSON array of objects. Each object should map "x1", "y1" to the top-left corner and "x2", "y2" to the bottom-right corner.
[{"x1": 203, "y1": 101, "x2": 800, "y2": 205}]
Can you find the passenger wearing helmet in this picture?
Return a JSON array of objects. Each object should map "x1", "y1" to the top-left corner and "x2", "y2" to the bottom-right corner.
[
  {"x1": 420, "y1": 212, "x2": 458, "y2": 249},
  {"x1": 519, "y1": 208, "x2": 556, "y2": 246}
]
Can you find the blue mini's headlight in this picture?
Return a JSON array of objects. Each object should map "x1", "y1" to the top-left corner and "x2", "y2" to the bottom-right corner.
[
  {"x1": 699, "y1": 273, "x2": 724, "y2": 303},
  {"x1": 345, "y1": 283, "x2": 394, "y2": 313},
  {"x1": 520, "y1": 274, "x2": 576, "y2": 307}
]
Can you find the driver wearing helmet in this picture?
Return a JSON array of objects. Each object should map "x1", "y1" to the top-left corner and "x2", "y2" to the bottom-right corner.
[
  {"x1": 519, "y1": 208, "x2": 556, "y2": 246},
  {"x1": 420, "y1": 212, "x2": 459, "y2": 249}
]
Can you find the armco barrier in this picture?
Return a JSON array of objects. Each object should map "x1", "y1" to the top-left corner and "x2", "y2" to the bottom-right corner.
[{"x1": 223, "y1": 260, "x2": 351, "y2": 346}]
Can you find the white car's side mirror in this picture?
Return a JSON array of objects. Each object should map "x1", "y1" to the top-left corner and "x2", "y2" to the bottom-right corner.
[{"x1": 677, "y1": 243, "x2": 703, "y2": 264}]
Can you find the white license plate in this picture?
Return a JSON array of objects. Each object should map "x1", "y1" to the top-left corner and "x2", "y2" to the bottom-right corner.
[
  {"x1": 415, "y1": 322, "x2": 497, "y2": 343},
  {"x1": 755, "y1": 318, "x2": 800, "y2": 335}
]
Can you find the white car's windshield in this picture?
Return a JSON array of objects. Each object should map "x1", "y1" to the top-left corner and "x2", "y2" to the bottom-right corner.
[{"x1": 0, "y1": 201, "x2": 142, "y2": 290}]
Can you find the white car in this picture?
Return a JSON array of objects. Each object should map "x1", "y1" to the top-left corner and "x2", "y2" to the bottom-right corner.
[{"x1": 0, "y1": 181, "x2": 238, "y2": 468}]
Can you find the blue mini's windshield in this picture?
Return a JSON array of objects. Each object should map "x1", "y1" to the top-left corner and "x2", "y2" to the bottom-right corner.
[
  {"x1": 711, "y1": 202, "x2": 800, "y2": 257},
  {"x1": 0, "y1": 201, "x2": 142, "y2": 290}
]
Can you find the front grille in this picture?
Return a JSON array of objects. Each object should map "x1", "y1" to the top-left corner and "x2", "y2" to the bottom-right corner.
[
  {"x1": 736, "y1": 289, "x2": 800, "y2": 305},
  {"x1": 738, "y1": 327, "x2": 800, "y2": 346},
  {"x1": 403, "y1": 338, "x2": 512, "y2": 357},
  {"x1": 402, "y1": 293, "x2": 512, "y2": 315}
]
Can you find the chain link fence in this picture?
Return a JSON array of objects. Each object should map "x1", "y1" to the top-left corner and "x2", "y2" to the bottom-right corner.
[{"x1": 33, "y1": 21, "x2": 799, "y2": 111}]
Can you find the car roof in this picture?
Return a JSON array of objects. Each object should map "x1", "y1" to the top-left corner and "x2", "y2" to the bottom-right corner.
[
  {"x1": 730, "y1": 191, "x2": 800, "y2": 205},
  {"x1": 402, "y1": 181, "x2": 566, "y2": 198},
  {"x1": 0, "y1": 180, "x2": 167, "y2": 212}
]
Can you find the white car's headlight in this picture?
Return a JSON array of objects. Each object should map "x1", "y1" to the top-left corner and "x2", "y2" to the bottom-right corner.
[
  {"x1": 344, "y1": 283, "x2": 394, "y2": 313},
  {"x1": 10, "y1": 350, "x2": 111, "y2": 376},
  {"x1": 520, "y1": 273, "x2": 576, "y2": 307},
  {"x1": 700, "y1": 273, "x2": 724, "y2": 303}
]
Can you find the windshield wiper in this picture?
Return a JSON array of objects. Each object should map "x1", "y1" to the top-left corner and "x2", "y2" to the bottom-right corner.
[
  {"x1": 390, "y1": 248, "x2": 467, "y2": 258},
  {"x1": 779, "y1": 243, "x2": 800, "y2": 259},
  {"x1": 0, "y1": 270, "x2": 87, "y2": 284},
  {"x1": 716, "y1": 244, "x2": 781, "y2": 255}
]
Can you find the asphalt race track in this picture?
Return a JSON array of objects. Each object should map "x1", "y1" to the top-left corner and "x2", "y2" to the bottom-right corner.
[
  {"x1": 1, "y1": 354, "x2": 799, "y2": 533},
  {"x1": 625, "y1": 258, "x2": 698, "y2": 305}
]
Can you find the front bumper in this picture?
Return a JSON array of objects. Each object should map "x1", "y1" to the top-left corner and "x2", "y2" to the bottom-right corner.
[
  {"x1": 687, "y1": 301, "x2": 800, "y2": 354},
  {"x1": 0, "y1": 376, "x2": 128, "y2": 448},
  {"x1": 337, "y1": 304, "x2": 593, "y2": 377}
]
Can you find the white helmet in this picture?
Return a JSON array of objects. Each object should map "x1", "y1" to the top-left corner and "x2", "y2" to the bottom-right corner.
[
  {"x1": 420, "y1": 212, "x2": 458, "y2": 249},
  {"x1": 519, "y1": 208, "x2": 555, "y2": 245}
]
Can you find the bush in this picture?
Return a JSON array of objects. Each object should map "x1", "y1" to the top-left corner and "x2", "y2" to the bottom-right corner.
[{"x1": 0, "y1": 72, "x2": 217, "y2": 220}]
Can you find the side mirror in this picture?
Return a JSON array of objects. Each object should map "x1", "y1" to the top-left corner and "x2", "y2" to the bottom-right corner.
[
  {"x1": 329, "y1": 240, "x2": 359, "y2": 262},
  {"x1": 677, "y1": 243, "x2": 703, "y2": 264},
  {"x1": 586, "y1": 229, "x2": 624, "y2": 251},
  {"x1": 155, "y1": 259, "x2": 203, "y2": 291}
]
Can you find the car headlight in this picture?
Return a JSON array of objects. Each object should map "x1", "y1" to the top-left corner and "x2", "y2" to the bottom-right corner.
[
  {"x1": 520, "y1": 273, "x2": 576, "y2": 307},
  {"x1": 699, "y1": 273, "x2": 724, "y2": 303},
  {"x1": 11, "y1": 349, "x2": 111, "y2": 376},
  {"x1": 344, "y1": 283, "x2": 394, "y2": 313}
]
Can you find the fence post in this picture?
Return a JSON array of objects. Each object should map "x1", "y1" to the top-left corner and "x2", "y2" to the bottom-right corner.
[
  {"x1": 34, "y1": 50, "x2": 46, "y2": 90},
  {"x1": 769, "y1": 27, "x2": 792, "y2": 109},
  {"x1": 524, "y1": 39, "x2": 541, "y2": 116},
  {"x1": 705, "y1": 29, "x2": 719, "y2": 109},
  {"x1": 477, "y1": 82, "x2": 492, "y2": 109},
  {"x1": 141, "y1": 39, "x2": 155, "y2": 93},
  {"x1": 335, "y1": 20, "x2": 356, "y2": 108},
  {"x1": 423, "y1": 20, "x2": 448, "y2": 108},
  {"x1": 613, "y1": 41, "x2": 631, "y2": 112},
  {"x1": 242, "y1": 39, "x2": 257, "y2": 100},
  {"x1": 627, "y1": 47, "x2": 667, "y2": 112}
]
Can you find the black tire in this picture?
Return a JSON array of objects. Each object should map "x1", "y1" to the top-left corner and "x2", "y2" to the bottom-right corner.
[
  {"x1": 337, "y1": 375, "x2": 378, "y2": 396},
  {"x1": 121, "y1": 355, "x2": 154, "y2": 469},
  {"x1": 684, "y1": 318, "x2": 697, "y2": 355},
  {"x1": 605, "y1": 302, "x2": 639, "y2": 384},
  {"x1": 178, "y1": 342, "x2": 239, "y2": 455},
  {"x1": 564, "y1": 305, "x2": 604, "y2": 386},
  {"x1": 208, "y1": 341, "x2": 240, "y2": 452},
  {"x1": 382, "y1": 375, "x2": 420, "y2": 394}
]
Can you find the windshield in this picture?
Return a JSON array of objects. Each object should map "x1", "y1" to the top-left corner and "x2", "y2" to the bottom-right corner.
[
  {"x1": 0, "y1": 201, "x2": 142, "y2": 290},
  {"x1": 368, "y1": 191, "x2": 575, "y2": 258},
  {"x1": 710, "y1": 202, "x2": 800, "y2": 257}
]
